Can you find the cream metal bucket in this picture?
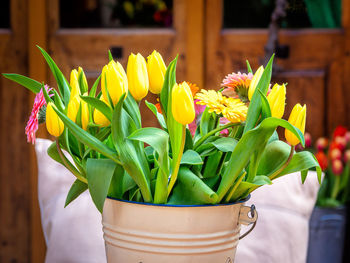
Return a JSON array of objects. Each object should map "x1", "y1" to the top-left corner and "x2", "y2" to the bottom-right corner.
[{"x1": 102, "y1": 197, "x2": 257, "y2": 263}]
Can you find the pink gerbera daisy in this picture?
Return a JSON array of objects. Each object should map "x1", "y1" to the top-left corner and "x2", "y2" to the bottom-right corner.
[
  {"x1": 25, "y1": 85, "x2": 52, "y2": 144},
  {"x1": 221, "y1": 72, "x2": 253, "y2": 103}
]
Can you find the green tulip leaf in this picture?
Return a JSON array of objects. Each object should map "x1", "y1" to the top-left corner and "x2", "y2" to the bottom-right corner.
[
  {"x1": 258, "y1": 89, "x2": 272, "y2": 120},
  {"x1": 107, "y1": 163, "x2": 125, "y2": 199},
  {"x1": 51, "y1": 104, "x2": 120, "y2": 163},
  {"x1": 257, "y1": 140, "x2": 291, "y2": 176},
  {"x1": 80, "y1": 95, "x2": 112, "y2": 121},
  {"x1": 217, "y1": 116, "x2": 305, "y2": 202},
  {"x1": 111, "y1": 94, "x2": 152, "y2": 202},
  {"x1": 37, "y1": 46, "x2": 71, "y2": 105},
  {"x1": 228, "y1": 175, "x2": 272, "y2": 202},
  {"x1": 211, "y1": 137, "x2": 238, "y2": 152},
  {"x1": 168, "y1": 167, "x2": 218, "y2": 205},
  {"x1": 200, "y1": 107, "x2": 217, "y2": 136},
  {"x1": 276, "y1": 151, "x2": 322, "y2": 183},
  {"x1": 2, "y1": 73, "x2": 42, "y2": 94},
  {"x1": 86, "y1": 158, "x2": 117, "y2": 212},
  {"x1": 145, "y1": 100, "x2": 167, "y2": 129},
  {"x1": 89, "y1": 75, "x2": 100, "y2": 97},
  {"x1": 65, "y1": 179, "x2": 88, "y2": 207},
  {"x1": 246, "y1": 60, "x2": 253, "y2": 73},
  {"x1": 129, "y1": 127, "x2": 170, "y2": 203},
  {"x1": 243, "y1": 54, "x2": 274, "y2": 134},
  {"x1": 181, "y1": 150, "x2": 203, "y2": 165},
  {"x1": 202, "y1": 151, "x2": 223, "y2": 178}
]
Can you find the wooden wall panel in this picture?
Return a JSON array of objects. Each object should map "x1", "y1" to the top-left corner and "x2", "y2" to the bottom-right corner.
[
  {"x1": 0, "y1": 1, "x2": 30, "y2": 262},
  {"x1": 205, "y1": 0, "x2": 347, "y2": 138}
]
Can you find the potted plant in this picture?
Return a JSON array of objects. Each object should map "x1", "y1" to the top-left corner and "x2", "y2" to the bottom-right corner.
[
  {"x1": 306, "y1": 127, "x2": 350, "y2": 263},
  {"x1": 3, "y1": 48, "x2": 321, "y2": 263}
]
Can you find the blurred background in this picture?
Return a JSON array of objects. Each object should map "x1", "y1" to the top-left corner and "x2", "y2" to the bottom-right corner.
[{"x1": 1, "y1": 0, "x2": 350, "y2": 262}]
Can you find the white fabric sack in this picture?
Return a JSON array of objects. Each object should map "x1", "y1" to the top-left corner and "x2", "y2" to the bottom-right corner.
[
  {"x1": 35, "y1": 138, "x2": 319, "y2": 263},
  {"x1": 36, "y1": 139, "x2": 106, "y2": 263},
  {"x1": 235, "y1": 172, "x2": 319, "y2": 263}
]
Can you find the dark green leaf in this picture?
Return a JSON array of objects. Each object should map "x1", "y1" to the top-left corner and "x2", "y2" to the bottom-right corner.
[
  {"x1": 65, "y1": 179, "x2": 88, "y2": 207},
  {"x1": 87, "y1": 158, "x2": 117, "y2": 212}
]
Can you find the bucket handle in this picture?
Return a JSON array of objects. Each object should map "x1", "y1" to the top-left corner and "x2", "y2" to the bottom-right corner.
[{"x1": 238, "y1": 204, "x2": 258, "y2": 240}]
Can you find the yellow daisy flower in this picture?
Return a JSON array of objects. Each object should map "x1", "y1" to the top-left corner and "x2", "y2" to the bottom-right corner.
[{"x1": 195, "y1": 89, "x2": 248, "y2": 123}]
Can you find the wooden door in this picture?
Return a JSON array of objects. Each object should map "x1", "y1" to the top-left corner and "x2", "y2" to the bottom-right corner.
[
  {"x1": 0, "y1": 0, "x2": 31, "y2": 262},
  {"x1": 205, "y1": 0, "x2": 350, "y2": 138}
]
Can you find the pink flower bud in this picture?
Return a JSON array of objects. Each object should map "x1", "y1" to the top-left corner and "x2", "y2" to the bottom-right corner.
[
  {"x1": 330, "y1": 148, "x2": 342, "y2": 160},
  {"x1": 345, "y1": 131, "x2": 350, "y2": 143},
  {"x1": 305, "y1": 132, "x2": 312, "y2": 148},
  {"x1": 332, "y1": 159, "x2": 343, "y2": 175},
  {"x1": 344, "y1": 150, "x2": 350, "y2": 163},
  {"x1": 316, "y1": 137, "x2": 328, "y2": 152}
]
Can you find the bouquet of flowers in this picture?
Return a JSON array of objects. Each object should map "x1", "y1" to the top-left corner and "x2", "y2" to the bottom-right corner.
[
  {"x1": 312, "y1": 126, "x2": 350, "y2": 207},
  {"x1": 3, "y1": 48, "x2": 321, "y2": 212}
]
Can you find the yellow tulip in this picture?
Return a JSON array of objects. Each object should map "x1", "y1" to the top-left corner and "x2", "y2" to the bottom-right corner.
[
  {"x1": 248, "y1": 66, "x2": 264, "y2": 100},
  {"x1": 127, "y1": 53, "x2": 149, "y2": 101},
  {"x1": 101, "y1": 60, "x2": 128, "y2": 105},
  {"x1": 267, "y1": 83, "x2": 286, "y2": 119},
  {"x1": 171, "y1": 82, "x2": 195, "y2": 125},
  {"x1": 94, "y1": 96, "x2": 111, "y2": 127},
  {"x1": 46, "y1": 102, "x2": 64, "y2": 137},
  {"x1": 285, "y1": 103, "x2": 307, "y2": 146},
  {"x1": 78, "y1": 66, "x2": 88, "y2": 90},
  {"x1": 67, "y1": 93, "x2": 89, "y2": 130},
  {"x1": 70, "y1": 69, "x2": 80, "y2": 98},
  {"x1": 147, "y1": 50, "x2": 166, "y2": 94}
]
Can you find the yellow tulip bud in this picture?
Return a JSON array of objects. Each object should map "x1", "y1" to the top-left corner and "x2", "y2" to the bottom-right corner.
[
  {"x1": 127, "y1": 53, "x2": 149, "y2": 101},
  {"x1": 70, "y1": 69, "x2": 80, "y2": 98},
  {"x1": 81, "y1": 92, "x2": 89, "y2": 130},
  {"x1": 285, "y1": 103, "x2": 307, "y2": 146},
  {"x1": 67, "y1": 93, "x2": 89, "y2": 130},
  {"x1": 147, "y1": 50, "x2": 166, "y2": 94},
  {"x1": 171, "y1": 82, "x2": 195, "y2": 125},
  {"x1": 78, "y1": 66, "x2": 88, "y2": 90},
  {"x1": 67, "y1": 95, "x2": 80, "y2": 123},
  {"x1": 94, "y1": 96, "x2": 111, "y2": 127},
  {"x1": 46, "y1": 102, "x2": 64, "y2": 137},
  {"x1": 267, "y1": 83, "x2": 286, "y2": 119},
  {"x1": 101, "y1": 60, "x2": 128, "y2": 105},
  {"x1": 248, "y1": 66, "x2": 264, "y2": 100}
]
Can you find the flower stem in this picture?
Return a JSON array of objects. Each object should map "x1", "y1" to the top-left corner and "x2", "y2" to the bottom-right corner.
[
  {"x1": 269, "y1": 145, "x2": 295, "y2": 181},
  {"x1": 194, "y1": 122, "x2": 244, "y2": 150},
  {"x1": 56, "y1": 139, "x2": 88, "y2": 184},
  {"x1": 167, "y1": 125, "x2": 186, "y2": 197},
  {"x1": 331, "y1": 176, "x2": 341, "y2": 200}
]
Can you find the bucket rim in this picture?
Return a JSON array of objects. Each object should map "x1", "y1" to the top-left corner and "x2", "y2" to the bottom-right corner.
[{"x1": 106, "y1": 195, "x2": 250, "y2": 208}]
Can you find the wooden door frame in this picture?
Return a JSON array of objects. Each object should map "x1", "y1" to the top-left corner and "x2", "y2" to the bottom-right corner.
[{"x1": 205, "y1": 0, "x2": 350, "y2": 136}]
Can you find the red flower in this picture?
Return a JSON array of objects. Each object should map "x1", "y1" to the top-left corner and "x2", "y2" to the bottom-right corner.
[
  {"x1": 315, "y1": 151, "x2": 328, "y2": 171},
  {"x1": 333, "y1": 126, "x2": 347, "y2": 138},
  {"x1": 330, "y1": 141, "x2": 345, "y2": 152}
]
